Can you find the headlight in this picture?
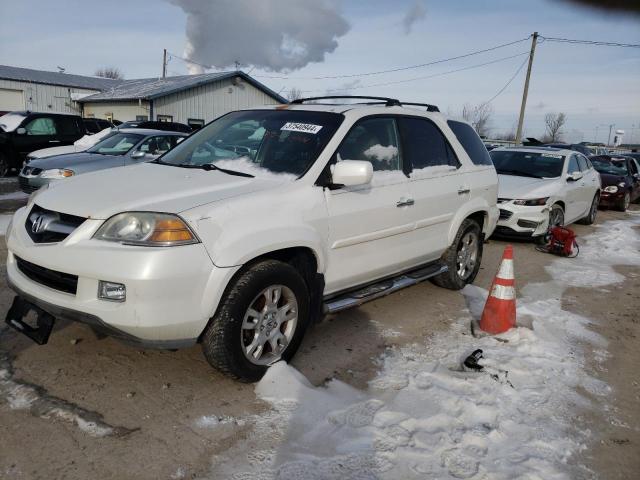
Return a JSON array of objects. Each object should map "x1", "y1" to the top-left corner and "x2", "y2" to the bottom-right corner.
[
  {"x1": 512, "y1": 197, "x2": 548, "y2": 206},
  {"x1": 94, "y1": 212, "x2": 198, "y2": 246},
  {"x1": 604, "y1": 186, "x2": 618, "y2": 193},
  {"x1": 618, "y1": 182, "x2": 626, "y2": 188},
  {"x1": 39, "y1": 169, "x2": 74, "y2": 179}
]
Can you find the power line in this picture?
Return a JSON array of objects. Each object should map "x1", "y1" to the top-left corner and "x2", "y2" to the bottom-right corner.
[
  {"x1": 539, "y1": 36, "x2": 640, "y2": 48},
  {"x1": 283, "y1": 52, "x2": 530, "y2": 94},
  {"x1": 481, "y1": 56, "x2": 529, "y2": 106}
]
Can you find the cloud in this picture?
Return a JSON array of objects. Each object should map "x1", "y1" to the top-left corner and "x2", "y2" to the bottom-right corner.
[
  {"x1": 402, "y1": 0, "x2": 427, "y2": 34},
  {"x1": 533, "y1": 101, "x2": 546, "y2": 109},
  {"x1": 168, "y1": 0, "x2": 350, "y2": 73}
]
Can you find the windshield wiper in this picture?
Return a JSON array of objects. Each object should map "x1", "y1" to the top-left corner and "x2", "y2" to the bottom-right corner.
[
  {"x1": 497, "y1": 169, "x2": 544, "y2": 179},
  {"x1": 174, "y1": 163, "x2": 254, "y2": 178}
]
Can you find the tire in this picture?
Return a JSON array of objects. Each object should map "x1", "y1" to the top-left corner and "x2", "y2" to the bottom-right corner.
[
  {"x1": 431, "y1": 218, "x2": 483, "y2": 290},
  {"x1": 535, "y1": 203, "x2": 564, "y2": 244},
  {"x1": 578, "y1": 193, "x2": 599, "y2": 225},
  {"x1": 615, "y1": 192, "x2": 630, "y2": 212},
  {"x1": 0, "y1": 153, "x2": 10, "y2": 177},
  {"x1": 201, "y1": 259, "x2": 310, "y2": 382}
]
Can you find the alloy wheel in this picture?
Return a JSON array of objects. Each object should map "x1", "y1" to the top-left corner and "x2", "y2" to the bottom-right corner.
[
  {"x1": 549, "y1": 206, "x2": 564, "y2": 228},
  {"x1": 241, "y1": 285, "x2": 298, "y2": 366},
  {"x1": 623, "y1": 192, "x2": 630, "y2": 210},
  {"x1": 456, "y1": 231, "x2": 479, "y2": 281}
]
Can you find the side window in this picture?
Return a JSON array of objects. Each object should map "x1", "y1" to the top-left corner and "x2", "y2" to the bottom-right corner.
[
  {"x1": 138, "y1": 136, "x2": 173, "y2": 155},
  {"x1": 24, "y1": 117, "x2": 56, "y2": 136},
  {"x1": 576, "y1": 154, "x2": 589, "y2": 172},
  {"x1": 447, "y1": 120, "x2": 492, "y2": 166},
  {"x1": 399, "y1": 117, "x2": 459, "y2": 170},
  {"x1": 628, "y1": 159, "x2": 638, "y2": 175},
  {"x1": 58, "y1": 117, "x2": 81, "y2": 135},
  {"x1": 585, "y1": 157, "x2": 593, "y2": 169},
  {"x1": 337, "y1": 117, "x2": 401, "y2": 171},
  {"x1": 567, "y1": 155, "x2": 580, "y2": 174}
]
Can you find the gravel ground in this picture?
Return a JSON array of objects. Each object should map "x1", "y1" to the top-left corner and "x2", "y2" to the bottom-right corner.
[{"x1": 0, "y1": 177, "x2": 637, "y2": 479}]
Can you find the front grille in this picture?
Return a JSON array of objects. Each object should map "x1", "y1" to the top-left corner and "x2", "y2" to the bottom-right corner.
[
  {"x1": 25, "y1": 204, "x2": 86, "y2": 243},
  {"x1": 499, "y1": 209, "x2": 513, "y2": 220},
  {"x1": 18, "y1": 176, "x2": 39, "y2": 194},
  {"x1": 15, "y1": 256, "x2": 78, "y2": 294},
  {"x1": 497, "y1": 198, "x2": 511, "y2": 204}
]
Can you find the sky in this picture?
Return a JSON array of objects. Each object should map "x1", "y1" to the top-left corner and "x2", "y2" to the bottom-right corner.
[{"x1": 0, "y1": 0, "x2": 638, "y2": 143}]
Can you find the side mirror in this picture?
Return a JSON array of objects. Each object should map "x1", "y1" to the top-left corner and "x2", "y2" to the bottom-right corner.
[
  {"x1": 331, "y1": 160, "x2": 373, "y2": 187},
  {"x1": 16, "y1": 127, "x2": 26, "y2": 135},
  {"x1": 131, "y1": 150, "x2": 146, "y2": 159},
  {"x1": 567, "y1": 171, "x2": 583, "y2": 182}
]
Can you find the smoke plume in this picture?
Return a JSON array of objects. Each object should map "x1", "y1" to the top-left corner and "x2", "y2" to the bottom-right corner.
[
  {"x1": 402, "y1": 0, "x2": 427, "y2": 34},
  {"x1": 169, "y1": 0, "x2": 350, "y2": 73}
]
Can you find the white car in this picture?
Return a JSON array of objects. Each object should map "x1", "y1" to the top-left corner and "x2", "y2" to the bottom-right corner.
[
  {"x1": 26, "y1": 127, "x2": 115, "y2": 160},
  {"x1": 490, "y1": 147, "x2": 601, "y2": 242},
  {"x1": 5, "y1": 96, "x2": 498, "y2": 381}
]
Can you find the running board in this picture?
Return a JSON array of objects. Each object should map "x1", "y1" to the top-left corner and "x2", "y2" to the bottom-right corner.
[{"x1": 323, "y1": 263, "x2": 448, "y2": 314}]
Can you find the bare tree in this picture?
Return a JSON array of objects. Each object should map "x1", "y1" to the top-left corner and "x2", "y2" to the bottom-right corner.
[
  {"x1": 286, "y1": 87, "x2": 303, "y2": 102},
  {"x1": 544, "y1": 112, "x2": 566, "y2": 142},
  {"x1": 462, "y1": 103, "x2": 493, "y2": 138},
  {"x1": 496, "y1": 130, "x2": 517, "y2": 141},
  {"x1": 95, "y1": 67, "x2": 124, "y2": 80}
]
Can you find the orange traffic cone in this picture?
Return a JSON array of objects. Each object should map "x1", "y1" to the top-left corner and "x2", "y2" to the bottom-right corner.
[{"x1": 479, "y1": 245, "x2": 516, "y2": 334}]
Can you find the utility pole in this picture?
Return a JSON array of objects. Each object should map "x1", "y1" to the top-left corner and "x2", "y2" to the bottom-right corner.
[
  {"x1": 515, "y1": 32, "x2": 538, "y2": 146},
  {"x1": 162, "y1": 49, "x2": 167, "y2": 79}
]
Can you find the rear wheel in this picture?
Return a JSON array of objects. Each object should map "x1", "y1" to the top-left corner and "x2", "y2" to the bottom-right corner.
[
  {"x1": 201, "y1": 260, "x2": 310, "y2": 382},
  {"x1": 578, "y1": 193, "x2": 599, "y2": 225},
  {"x1": 616, "y1": 192, "x2": 631, "y2": 212},
  {"x1": 432, "y1": 218, "x2": 482, "y2": 290}
]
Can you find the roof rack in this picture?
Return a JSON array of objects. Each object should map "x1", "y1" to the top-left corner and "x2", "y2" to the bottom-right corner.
[{"x1": 290, "y1": 96, "x2": 439, "y2": 112}]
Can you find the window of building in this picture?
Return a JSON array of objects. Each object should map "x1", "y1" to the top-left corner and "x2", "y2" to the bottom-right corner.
[
  {"x1": 188, "y1": 118, "x2": 205, "y2": 130},
  {"x1": 156, "y1": 115, "x2": 173, "y2": 123},
  {"x1": 135, "y1": 115, "x2": 149, "y2": 122}
]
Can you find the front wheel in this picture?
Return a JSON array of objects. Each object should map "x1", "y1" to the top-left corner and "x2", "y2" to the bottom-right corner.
[
  {"x1": 431, "y1": 218, "x2": 482, "y2": 290},
  {"x1": 201, "y1": 259, "x2": 310, "y2": 382},
  {"x1": 535, "y1": 204, "x2": 564, "y2": 245},
  {"x1": 616, "y1": 192, "x2": 631, "y2": 212}
]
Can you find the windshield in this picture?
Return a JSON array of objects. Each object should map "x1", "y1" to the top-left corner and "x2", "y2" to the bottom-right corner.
[
  {"x1": 592, "y1": 158, "x2": 628, "y2": 175},
  {"x1": 490, "y1": 150, "x2": 565, "y2": 178},
  {"x1": 87, "y1": 133, "x2": 143, "y2": 155},
  {"x1": 157, "y1": 110, "x2": 344, "y2": 177},
  {"x1": 0, "y1": 112, "x2": 27, "y2": 132}
]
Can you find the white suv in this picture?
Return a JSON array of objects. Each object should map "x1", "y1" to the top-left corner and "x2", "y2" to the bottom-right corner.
[{"x1": 5, "y1": 96, "x2": 498, "y2": 381}]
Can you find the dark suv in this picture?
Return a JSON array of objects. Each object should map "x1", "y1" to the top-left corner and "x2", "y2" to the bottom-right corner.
[
  {"x1": 0, "y1": 111, "x2": 86, "y2": 176},
  {"x1": 82, "y1": 118, "x2": 114, "y2": 134}
]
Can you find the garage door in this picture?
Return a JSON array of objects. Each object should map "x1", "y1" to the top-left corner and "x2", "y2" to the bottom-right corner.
[{"x1": 0, "y1": 88, "x2": 24, "y2": 112}]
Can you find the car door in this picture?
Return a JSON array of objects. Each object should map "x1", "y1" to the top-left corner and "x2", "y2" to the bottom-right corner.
[
  {"x1": 626, "y1": 158, "x2": 640, "y2": 201},
  {"x1": 576, "y1": 153, "x2": 598, "y2": 209},
  {"x1": 323, "y1": 116, "x2": 414, "y2": 293},
  {"x1": 13, "y1": 115, "x2": 58, "y2": 157},
  {"x1": 564, "y1": 154, "x2": 587, "y2": 222},
  {"x1": 55, "y1": 116, "x2": 84, "y2": 145},
  {"x1": 398, "y1": 116, "x2": 466, "y2": 261}
]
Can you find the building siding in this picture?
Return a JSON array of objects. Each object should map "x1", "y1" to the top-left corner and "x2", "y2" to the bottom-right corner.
[
  {"x1": 81, "y1": 101, "x2": 151, "y2": 122},
  {"x1": 0, "y1": 78, "x2": 98, "y2": 114},
  {"x1": 152, "y1": 77, "x2": 281, "y2": 124}
]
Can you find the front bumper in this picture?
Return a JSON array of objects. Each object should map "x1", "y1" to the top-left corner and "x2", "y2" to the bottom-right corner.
[
  {"x1": 495, "y1": 202, "x2": 550, "y2": 238},
  {"x1": 599, "y1": 190, "x2": 625, "y2": 207},
  {"x1": 6, "y1": 206, "x2": 240, "y2": 346},
  {"x1": 18, "y1": 172, "x2": 52, "y2": 194}
]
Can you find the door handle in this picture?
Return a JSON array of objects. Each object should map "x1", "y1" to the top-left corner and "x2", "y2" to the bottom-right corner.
[
  {"x1": 48, "y1": 140, "x2": 61, "y2": 143},
  {"x1": 396, "y1": 198, "x2": 415, "y2": 207},
  {"x1": 457, "y1": 187, "x2": 471, "y2": 195}
]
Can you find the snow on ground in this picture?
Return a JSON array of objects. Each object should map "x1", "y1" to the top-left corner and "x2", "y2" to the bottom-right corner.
[
  {"x1": 203, "y1": 216, "x2": 640, "y2": 479},
  {"x1": 0, "y1": 214, "x2": 13, "y2": 236}
]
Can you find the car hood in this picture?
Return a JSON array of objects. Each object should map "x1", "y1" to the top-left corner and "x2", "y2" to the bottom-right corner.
[
  {"x1": 33, "y1": 162, "x2": 289, "y2": 219},
  {"x1": 28, "y1": 145, "x2": 83, "y2": 159},
  {"x1": 498, "y1": 174, "x2": 561, "y2": 199},
  {"x1": 27, "y1": 152, "x2": 121, "y2": 169},
  {"x1": 598, "y1": 172, "x2": 627, "y2": 186}
]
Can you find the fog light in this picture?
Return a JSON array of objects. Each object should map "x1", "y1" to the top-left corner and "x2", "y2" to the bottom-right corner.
[
  {"x1": 98, "y1": 281, "x2": 126, "y2": 302},
  {"x1": 517, "y1": 219, "x2": 539, "y2": 229}
]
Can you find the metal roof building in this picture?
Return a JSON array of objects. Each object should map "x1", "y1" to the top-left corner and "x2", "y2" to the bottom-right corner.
[{"x1": 0, "y1": 65, "x2": 286, "y2": 128}]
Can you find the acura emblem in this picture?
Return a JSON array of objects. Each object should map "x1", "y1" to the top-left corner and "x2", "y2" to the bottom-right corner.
[{"x1": 30, "y1": 213, "x2": 56, "y2": 234}]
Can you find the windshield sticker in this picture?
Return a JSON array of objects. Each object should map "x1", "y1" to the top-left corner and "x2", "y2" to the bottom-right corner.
[
  {"x1": 281, "y1": 122, "x2": 323, "y2": 134},
  {"x1": 542, "y1": 154, "x2": 563, "y2": 159}
]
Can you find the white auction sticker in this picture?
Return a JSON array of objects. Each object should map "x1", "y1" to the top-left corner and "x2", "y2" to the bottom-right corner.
[{"x1": 281, "y1": 122, "x2": 323, "y2": 134}]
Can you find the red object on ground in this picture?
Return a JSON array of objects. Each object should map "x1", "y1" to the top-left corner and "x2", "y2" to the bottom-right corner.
[
  {"x1": 479, "y1": 245, "x2": 516, "y2": 334},
  {"x1": 547, "y1": 226, "x2": 578, "y2": 257}
]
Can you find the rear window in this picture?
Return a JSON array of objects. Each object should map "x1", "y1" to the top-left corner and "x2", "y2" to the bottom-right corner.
[{"x1": 447, "y1": 120, "x2": 493, "y2": 166}]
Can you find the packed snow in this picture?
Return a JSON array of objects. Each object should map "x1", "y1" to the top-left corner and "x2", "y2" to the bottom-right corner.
[
  {"x1": 364, "y1": 144, "x2": 399, "y2": 163},
  {"x1": 203, "y1": 215, "x2": 640, "y2": 479}
]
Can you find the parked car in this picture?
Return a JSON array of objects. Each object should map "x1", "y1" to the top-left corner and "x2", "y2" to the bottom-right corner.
[
  {"x1": 83, "y1": 118, "x2": 114, "y2": 134},
  {"x1": 590, "y1": 155, "x2": 640, "y2": 211},
  {"x1": 5, "y1": 96, "x2": 499, "y2": 381},
  {"x1": 544, "y1": 143, "x2": 593, "y2": 156},
  {"x1": 26, "y1": 127, "x2": 115, "y2": 160},
  {"x1": 0, "y1": 111, "x2": 86, "y2": 176},
  {"x1": 18, "y1": 129, "x2": 186, "y2": 192},
  {"x1": 118, "y1": 120, "x2": 193, "y2": 133},
  {"x1": 490, "y1": 147, "x2": 601, "y2": 242}
]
